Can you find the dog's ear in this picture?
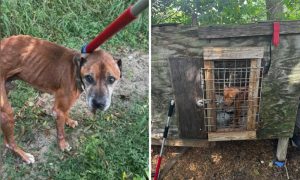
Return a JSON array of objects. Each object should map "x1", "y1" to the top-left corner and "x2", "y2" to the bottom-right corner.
[{"x1": 114, "y1": 58, "x2": 122, "y2": 78}]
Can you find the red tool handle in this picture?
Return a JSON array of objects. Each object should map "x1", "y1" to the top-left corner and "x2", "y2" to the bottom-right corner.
[
  {"x1": 154, "y1": 156, "x2": 163, "y2": 180},
  {"x1": 272, "y1": 22, "x2": 280, "y2": 47},
  {"x1": 83, "y1": 6, "x2": 136, "y2": 53}
]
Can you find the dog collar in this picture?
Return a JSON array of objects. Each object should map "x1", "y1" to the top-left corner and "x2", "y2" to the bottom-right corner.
[
  {"x1": 74, "y1": 56, "x2": 86, "y2": 93},
  {"x1": 77, "y1": 76, "x2": 85, "y2": 93}
]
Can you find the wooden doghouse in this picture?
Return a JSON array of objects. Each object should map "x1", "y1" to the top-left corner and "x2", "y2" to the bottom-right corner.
[{"x1": 151, "y1": 20, "x2": 300, "y2": 160}]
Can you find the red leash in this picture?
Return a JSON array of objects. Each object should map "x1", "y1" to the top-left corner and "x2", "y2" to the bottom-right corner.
[
  {"x1": 81, "y1": 0, "x2": 148, "y2": 54},
  {"x1": 82, "y1": 6, "x2": 136, "y2": 53}
]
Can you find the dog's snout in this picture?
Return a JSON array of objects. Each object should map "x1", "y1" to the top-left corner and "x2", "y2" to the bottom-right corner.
[{"x1": 92, "y1": 98, "x2": 106, "y2": 109}]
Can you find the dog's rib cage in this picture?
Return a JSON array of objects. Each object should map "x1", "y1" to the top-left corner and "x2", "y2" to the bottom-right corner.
[{"x1": 202, "y1": 47, "x2": 264, "y2": 134}]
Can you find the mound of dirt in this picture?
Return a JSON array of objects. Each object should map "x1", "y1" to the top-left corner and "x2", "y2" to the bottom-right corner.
[{"x1": 152, "y1": 140, "x2": 300, "y2": 179}]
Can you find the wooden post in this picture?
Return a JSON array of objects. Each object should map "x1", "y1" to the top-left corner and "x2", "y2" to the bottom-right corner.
[
  {"x1": 204, "y1": 60, "x2": 216, "y2": 132},
  {"x1": 247, "y1": 59, "x2": 261, "y2": 130},
  {"x1": 276, "y1": 137, "x2": 289, "y2": 161}
]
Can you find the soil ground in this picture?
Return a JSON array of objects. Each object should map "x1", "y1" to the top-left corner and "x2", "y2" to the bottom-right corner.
[{"x1": 152, "y1": 140, "x2": 300, "y2": 180}]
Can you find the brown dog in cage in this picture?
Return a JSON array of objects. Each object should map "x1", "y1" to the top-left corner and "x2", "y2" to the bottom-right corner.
[{"x1": 223, "y1": 86, "x2": 248, "y2": 127}]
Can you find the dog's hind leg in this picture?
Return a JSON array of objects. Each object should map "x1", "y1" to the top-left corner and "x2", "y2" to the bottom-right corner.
[{"x1": 0, "y1": 79, "x2": 35, "y2": 164}]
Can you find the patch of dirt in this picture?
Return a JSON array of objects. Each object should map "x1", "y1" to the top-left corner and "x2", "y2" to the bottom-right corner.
[
  {"x1": 152, "y1": 140, "x2": 300, "y2": 180},
  {"x1": 114, "y1": 48, "x2": 149, "y2": 99},
  {"x1": 0, "y1": 49, "x2": 148, "y2": 166}
]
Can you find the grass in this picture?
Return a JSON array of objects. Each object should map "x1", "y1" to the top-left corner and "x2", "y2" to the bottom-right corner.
[
  {"x1": 1, "y1": 83, "x2": 149, "y2": 179},
  {"x1": 0, "y1": 0, "x2": 148, "y2": 179},
  {"x1": 0, "y1": 0, "x2": 148, "y2": 51},
  {"x1": 1, "y1": 82, "x2": 149, "y2": 179}
]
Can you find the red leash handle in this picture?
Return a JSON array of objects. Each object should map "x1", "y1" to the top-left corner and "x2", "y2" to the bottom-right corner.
[
  {"x1": 81, "y1": 0, "x2": 148, "y2": 54},
  {"x1": 154, "y1": 156, "x2": 163, "y2": 180},
  {"x1": 272, "y1": 22, "x2": 280, "y2": 47},
  {"x1": 82, "y1": 6, "x2": 137, "y2": 53}
]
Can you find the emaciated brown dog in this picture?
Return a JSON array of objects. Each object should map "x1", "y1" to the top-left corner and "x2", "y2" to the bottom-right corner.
[
  {"x1": 223, "y1": 86, "x2": 248, "y2": 127},
  {"x1": 0, "y1": 35, "x2": 121, "y2": 164}
]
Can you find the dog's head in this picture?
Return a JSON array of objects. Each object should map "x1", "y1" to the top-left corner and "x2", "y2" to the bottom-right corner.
[
  {"x1": 76, "y1": 49, "x2": 121, "y2": 112},
  {"x1": 223, "y1": 86, "x2": 240, "y2": 106}
]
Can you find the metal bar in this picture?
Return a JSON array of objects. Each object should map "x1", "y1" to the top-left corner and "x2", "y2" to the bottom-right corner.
[{"x1": 131, "y1": 0, "x2": 148, "y2": 16}]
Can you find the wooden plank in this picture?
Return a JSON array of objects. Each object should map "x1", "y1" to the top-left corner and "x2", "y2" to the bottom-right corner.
[
  {"x1": 216, "y1": 127, "x2": 246, "y2": 132},
  {"x1": 203, "y1": 47, "x2": 264, "y2": 60},
  {"x1": 169, "y1": 57, "x2": 207, "y2": 139},
  {"x1": 152, "y1": 138, "x2": 215, "y2": 147},
  {"x1": 247, "y1": 59, "x2": 262, "y2": 130},
  {"x1": 203, "y1": 60, "x2": 216, "y2": 132},
  {"x1": 208, "y1": 131, "x2": 256, "y2": 141},
  {"x1": 198, "y1": 20, "x2": 300, "y2": 39},
  {"x1": 151, "y1": 23, "x2": 180, "y2": 27},
  {"x1": 276, "y1": 137, "x2": 289, "y2": 161}
]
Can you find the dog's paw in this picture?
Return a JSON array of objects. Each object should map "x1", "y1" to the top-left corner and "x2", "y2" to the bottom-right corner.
[
  {"x1": 65, "y1": 145, "x2": 72, "y2": 152},
  {"x1": 24, "y1": 153, "x2": 35, "y2": 164},
  {"x1": 5, "y1": 143, "x2": 11, "y2": 149},
  {"x1": 59, "y1": 141, "x2": 72, "y2": 152},
  {"x1": 66, "y1": 119, "x2": 78, "y2": 128}
]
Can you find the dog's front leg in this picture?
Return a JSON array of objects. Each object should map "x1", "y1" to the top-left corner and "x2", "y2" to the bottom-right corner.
[
  {"x1": 53, "y1": 91, "x2": 78, "y2": 151},
  {"x1": 53, "y1": 107, "x2": 71, "y2": 151}
]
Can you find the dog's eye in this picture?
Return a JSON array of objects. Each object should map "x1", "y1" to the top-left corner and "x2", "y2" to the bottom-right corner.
[
  {"x1": 84, "y1": 75, "x2": 94, "y2": 84},
  {"x1": 108, "y1": 76, "x2": 116, "y2": 84}
]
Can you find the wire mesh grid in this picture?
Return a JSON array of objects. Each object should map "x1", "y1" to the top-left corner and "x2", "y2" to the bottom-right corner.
[{"x1": 202, "y1": 59, "x2": 263, "y2": 132}]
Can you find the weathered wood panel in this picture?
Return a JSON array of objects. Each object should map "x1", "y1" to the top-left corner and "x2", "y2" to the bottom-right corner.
[
  {"x1": 151, "y1": 40, "x2": 178, "y2": 138},
  {"x1": 151, "y1": 22, "x2": 300, "y2": 143},
  {"x1": 198, "y1": 21, "x2": 300, "y2": 39},
  {"x1": 169, "y1": 57, "x2": 206, "y2": 139},
  {"x1": 258, "y1": 34, "x2": 300, "y2": 139},
  {"x1": 151, "y1": 25, "x2": 270, "y2": 141}
]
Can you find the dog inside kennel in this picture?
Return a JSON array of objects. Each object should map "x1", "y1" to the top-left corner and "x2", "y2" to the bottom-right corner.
[{"x1": 202, "y1": 47, "x2": 263, "y2": 133}]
